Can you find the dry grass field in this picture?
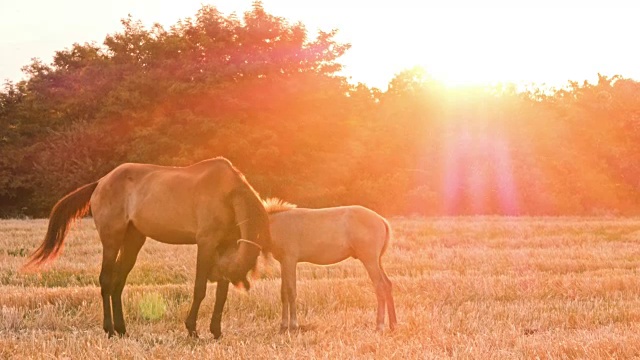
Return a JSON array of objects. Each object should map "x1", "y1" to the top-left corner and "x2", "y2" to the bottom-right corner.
[{"x1": 3, "y1": 217, "x2": 640, "y2": 359}]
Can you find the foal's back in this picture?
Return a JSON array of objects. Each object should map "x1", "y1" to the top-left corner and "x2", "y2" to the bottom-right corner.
[{"x1": 269, "y1": 206, "x2": 387, "y2": 265}]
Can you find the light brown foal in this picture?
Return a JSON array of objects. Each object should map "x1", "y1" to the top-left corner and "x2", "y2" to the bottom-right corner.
[{"x1": 264, "y1": 199, "x2": 397, "y2": 332}]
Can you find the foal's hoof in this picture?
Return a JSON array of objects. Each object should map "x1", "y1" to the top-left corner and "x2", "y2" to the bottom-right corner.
[
  {"x1": 187, "y1": 330, "x2": 199, "y2": 338},
  {"x1": 279, "y1": 324, "x2": 299, "y2": 333}
]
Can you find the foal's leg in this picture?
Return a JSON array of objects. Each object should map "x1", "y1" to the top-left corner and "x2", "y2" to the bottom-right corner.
[
  {"x1": 280, "y1": 258, "x2": 298, "y2": 331},
  {"x1": 380, "y1": 269, "x2": 397, "y2": 330},
  {"x1": 209, "y1": 280, "x2": 230, "y2": 339},
  {"x1": 111, "y1": 229, "x2": 146, "y2": 336},
  {"x1": 99, "y1": 244, "x2": 119, "y2": 337},
  {"x1": 279, "y1": 263, "x2": 289, "y2": 332},
  {"x1": 185, "y1": 236, "x2": 220, "y2": 337},
  {"x1": 360, "y1": 258, "x2": 387, "y2": 332}
]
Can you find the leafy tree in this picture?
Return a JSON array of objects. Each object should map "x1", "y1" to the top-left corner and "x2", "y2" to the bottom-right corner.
[{"x1": 3, "y1": 3, "x2": 640, "y2": 217}]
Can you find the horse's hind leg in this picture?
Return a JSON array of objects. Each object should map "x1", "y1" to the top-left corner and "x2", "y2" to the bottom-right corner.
[
  {"x1": 112, "y1": 226, "x2": 146, "y2": 336},
  {"x1": 99, "y1": 243, "x2": 119, "y2": 337}
]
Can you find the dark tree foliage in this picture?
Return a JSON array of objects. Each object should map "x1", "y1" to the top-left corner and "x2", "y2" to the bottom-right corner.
[{"x1": 2, "y1": 3, "x2": 640, "y2": 217}]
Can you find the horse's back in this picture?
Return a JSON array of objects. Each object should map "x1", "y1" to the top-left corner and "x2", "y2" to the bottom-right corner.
[{"x1": 91, "y1": 158, "x2": 243, "y2": 243}]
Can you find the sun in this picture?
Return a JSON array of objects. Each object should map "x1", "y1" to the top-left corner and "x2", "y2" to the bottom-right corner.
[
  {"x1": 329, "y1": 4, "x2": 614, "y2": 89},
  {"x1": 320, "y1": 4, "x2": 544, "y2": 89},
  {"x1": 425, "y1": 58, "x2": 514, "y2": 87},
  {"x1": 385, "y1": 8, "x2": 537, "y2": 88}
]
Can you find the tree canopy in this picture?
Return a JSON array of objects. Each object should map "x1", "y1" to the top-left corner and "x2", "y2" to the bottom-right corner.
[{"x1": 2, "y1": 3, "x2": 640, "y2": 217}]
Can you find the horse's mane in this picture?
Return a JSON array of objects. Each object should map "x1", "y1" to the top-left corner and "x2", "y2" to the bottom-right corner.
[{"x1": 262, "y1": 197, "x2": 297, "y2": 214}]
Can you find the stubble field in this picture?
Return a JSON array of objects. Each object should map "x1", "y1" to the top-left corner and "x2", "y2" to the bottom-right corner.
[{"x1": 2, "y1": 217, "x2": 640, "y2": 359}]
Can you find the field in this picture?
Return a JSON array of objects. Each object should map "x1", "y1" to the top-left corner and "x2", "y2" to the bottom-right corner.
[{"x1": 2, "y1": 217, "x2": 640, "y2": 359}]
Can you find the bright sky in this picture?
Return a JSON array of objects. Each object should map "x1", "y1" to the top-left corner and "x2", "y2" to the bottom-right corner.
[{"x1": 1, "y1": 0, "x2": 638, "y2": 89}]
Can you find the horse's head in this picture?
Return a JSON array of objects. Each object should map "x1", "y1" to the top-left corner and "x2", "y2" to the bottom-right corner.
[
  {"x1": 209, "y1": 242, "x2": 253, "y2": 289},
  {"x1": 227, "y1": 185, "x2": 272, "y2": 280}
]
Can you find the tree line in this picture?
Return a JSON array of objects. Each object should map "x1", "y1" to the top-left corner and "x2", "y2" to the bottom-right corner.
[{"x1": 2, "y1": 3, "x2": 640, "y2": 217}]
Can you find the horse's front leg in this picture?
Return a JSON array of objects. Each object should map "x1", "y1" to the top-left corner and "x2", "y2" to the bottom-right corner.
[
  {"x1": 185, "y1": 241, "x2": 217, "y2": 338},
  {"x1": 210, "y1": 280, "x2": 230, "y2": 339}
]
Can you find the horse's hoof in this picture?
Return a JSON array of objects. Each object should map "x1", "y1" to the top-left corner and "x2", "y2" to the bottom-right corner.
[
  {"x1": 210, "y1": 326, "x2": 222, "y2": 339},
  {"x1": 279, "y1": 325, "x2": 288, "y2": 333},
  {"x1": 115, "y1": 327, "x2": 127, "y2": 337},
  {"x1": 104, "y1": 327, "x2": 116, "y2": 338},
  {"x1": 188, "y1": 330, "x2": 199, "y2": 338}
]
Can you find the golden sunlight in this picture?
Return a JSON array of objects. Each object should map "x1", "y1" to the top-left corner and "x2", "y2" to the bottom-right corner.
[
  {"x1": 6, "y1": 0, "x2": 640, "y2": 356},
  {"x1": 327, "y1": 3, "x2": 634, "y2": 89},
  {"x1": 371, "y1": 6, "x2": 577, "y2": 88}
]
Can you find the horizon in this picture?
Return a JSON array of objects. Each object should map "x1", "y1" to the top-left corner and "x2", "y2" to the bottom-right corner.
[{"x1": 2, "y1": 1, "x2": 639, "y2": 90}]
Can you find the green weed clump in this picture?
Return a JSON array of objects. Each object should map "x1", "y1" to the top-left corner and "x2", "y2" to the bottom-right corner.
[{"x1": 138, "y1": 292, "x2": 168, "y2": 321}]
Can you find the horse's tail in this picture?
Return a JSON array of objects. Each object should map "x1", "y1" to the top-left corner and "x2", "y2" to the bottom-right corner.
[{"x1": 24, "y1": 182, "x2": 98, "y2": 269}]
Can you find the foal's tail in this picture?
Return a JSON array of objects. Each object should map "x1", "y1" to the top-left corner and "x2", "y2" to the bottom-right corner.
[
  {"x1": 380, "y1": 217, "x2": 392, "y2": 258},
  {"x1": 24, "y1": 182, "x2": 98, "y2": 269}
]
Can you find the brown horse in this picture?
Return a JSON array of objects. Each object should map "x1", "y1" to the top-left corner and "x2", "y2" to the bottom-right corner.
[
  {"x1": 264, "y1": 199, "x2": 397, "y2": 332},
  {"x1": 24, "y1": 157, "x2": 271, "y2": 338}
]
